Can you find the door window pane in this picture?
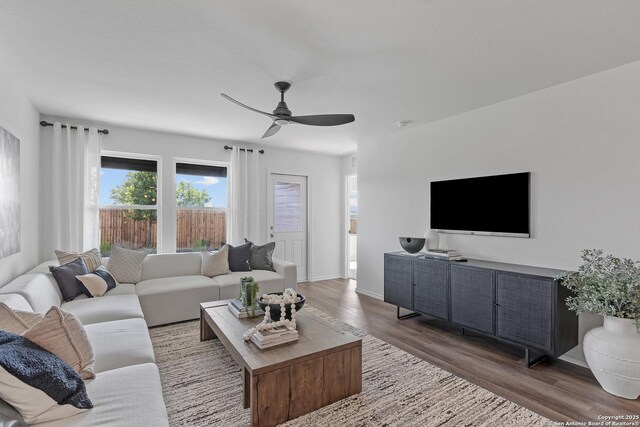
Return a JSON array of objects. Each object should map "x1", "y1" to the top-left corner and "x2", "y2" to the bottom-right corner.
[
  {"x1": 274, "y1": 181, "x2": 302, "y2": 232},
  {"x1": 175, "y1": 162, "x2": 227, "y2": 252}
]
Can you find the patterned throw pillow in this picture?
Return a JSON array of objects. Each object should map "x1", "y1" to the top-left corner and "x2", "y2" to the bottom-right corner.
[
  {"x1": 228, "y1": 243, "x2": 252, "y2": 272},
  {"x1": 55, "y1": 248, "x2": 102, "y2": 272},
  {"x1": 106, "y1": 246, "x2": 148, "y2": 284},
  {"x1": 244, "y1": 239, "x2": 276, "y2": 271},
  {"x1": 49, "y1": 258, "x2": 89, "y2": 302},
  {"x1": 75, "y1": 267, "x2": 118, "y2": 297},
  {"x1": 0, "y1": 303, "x2": 43, "y2": 335},
  {"x1": 0, "y1": 331, "x2": 92, "y2": 424},
  {"x1": 22, "y1": 307, "x2": 95, "y2": 380},
  {"x1": 201, "y1": 244, "x2": 231, "y2": 277}
]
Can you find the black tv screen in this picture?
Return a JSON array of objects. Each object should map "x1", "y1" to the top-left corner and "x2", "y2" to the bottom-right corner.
[{"x1": 430, "y1": 172, "x2": 530, "y2": 237}]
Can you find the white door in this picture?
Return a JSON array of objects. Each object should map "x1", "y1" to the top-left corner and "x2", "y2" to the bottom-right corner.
[{"x1": 268, "y1": 174, "x2": 308, "y2": 282}]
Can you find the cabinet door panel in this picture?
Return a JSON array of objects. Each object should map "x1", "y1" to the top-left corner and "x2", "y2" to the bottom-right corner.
[
  {"x1": 450, "y1": 266, "x2": 495, "y2": 334},
  {"x1": 413, "y1": 259, "x2": 448, "y2": 319},
  {"x1": 496, "y1": 274, "x2": 553, "y2": 352},
  {"x1": 384, "y1": 255, "x2": 413, "y2": 309}
]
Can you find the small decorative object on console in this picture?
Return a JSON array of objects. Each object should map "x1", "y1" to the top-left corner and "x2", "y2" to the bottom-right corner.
[
  {"x1": 398, "y1": 237, "x2": 425, "y2": 254},
  {"x1": 558, "y1": 249, "x2": 640, "y2": 399},
  {"x1": 424, "y1": 229, "x2": 440, "y2": 250},
  {"x1": 424, "y1": 248, "x2": 463, "y2": 261},
  {"x1": 243, "y1": 288, "x2": 301, "y2": 348}
]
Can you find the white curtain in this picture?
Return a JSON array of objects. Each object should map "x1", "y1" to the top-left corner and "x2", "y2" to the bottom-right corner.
[
  {"x1": 229, "y1": 146, "x2": 260, "y2": 245},
  {"x1": 51, "y1": 122, "x2": 101, "y2": 252}
]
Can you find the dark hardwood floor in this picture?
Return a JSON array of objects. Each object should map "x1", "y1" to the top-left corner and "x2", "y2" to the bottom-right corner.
[{"x1": 297, "y1": 278, "x2": 640, "y2": 423}]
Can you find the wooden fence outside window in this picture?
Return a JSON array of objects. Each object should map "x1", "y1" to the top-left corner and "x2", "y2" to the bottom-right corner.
[{"x1": 99, "y1": 207, "x2": 226, "y2": 255}]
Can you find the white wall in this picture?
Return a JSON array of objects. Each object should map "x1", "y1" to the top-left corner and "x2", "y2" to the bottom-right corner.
[
  {"x1": 0, "y1": 81, "x2": 40, "y2": 286},
  {"x1": 358, "y1": 60, "x2": 640, "y2": 357},
  {"x1": 39, "y1": 117, "x2": 343, "y2": 281}
]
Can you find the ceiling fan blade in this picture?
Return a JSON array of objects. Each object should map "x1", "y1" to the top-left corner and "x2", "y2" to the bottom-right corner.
[
  {"x1": 261, "y1": 122, "x2": 281, "y2": 138},
  {"x1": 288, "y1": 114, "x2": 355, "y2": 126},
  {"x1": 220, "y1": 93, "x2": 276, "y2": 118}
]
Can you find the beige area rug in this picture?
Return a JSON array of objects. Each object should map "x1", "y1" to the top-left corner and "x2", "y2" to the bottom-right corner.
[{"x1": 150, "y1": 306, "x2": 552, "y2": 427}]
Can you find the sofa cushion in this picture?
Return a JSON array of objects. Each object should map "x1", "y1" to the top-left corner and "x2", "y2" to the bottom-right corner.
[
  {"x1": 34, "y1": 363, "x2": 169, "y2": 427},
  {"x1": 0, "y1": 274, "x2": 62, "y2": 313},
  {"x1": 84, "y1": 318, "x2": 155, "y2": 373},
  {"x1": 23, "y1": 307, "x2": 95, "y2": 380},
  {"x1": 0, "y1": 294, "x2": 32, "y2": 313},
  {"x1": 0, "y1": 331, "x2": 92, "y2": 424},
  {"x1": 49, "y1": 258, "x2": 89, "y2": 302},
  {"x1": 201, "y1": 245, "x2": 231, "y2": 277},
  {"x1": 107, "y1": 246, "x2": 148, "y2": 284},
  {"x1": 136, "y1": 276, "x2": 219, "y2": 326},
  {"x1": 214, "y1": 270, "x2": 285, "y2": 300},
  {"x1": 55, "y1": 249, "x2": 102, "y2": 272},
  {"x1": 228, "y1": 243, "x2": 252, "y2": 272},
  {"x1": 0, "y1": 303, "x2": 43, "y2": 334},
  {"x1": 61, "y1": 295, "x2": 144, "y2": 325},
  {"x1": 140, "y1": 252, "x2": 202, "y2": 281}
]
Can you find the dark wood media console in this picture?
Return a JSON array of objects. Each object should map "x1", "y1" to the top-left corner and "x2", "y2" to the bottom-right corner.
[{"x1": 384, "y1": 252, "x2": 578, "y2": 367}]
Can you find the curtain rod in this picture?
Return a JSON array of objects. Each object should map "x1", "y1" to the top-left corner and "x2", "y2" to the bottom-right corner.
[
  {"x1": 39, "y1": 120, "x2": 109, "y2": 135},
  {"x1": 224, "y1": 145, "x2": 264, "y2": 154}
]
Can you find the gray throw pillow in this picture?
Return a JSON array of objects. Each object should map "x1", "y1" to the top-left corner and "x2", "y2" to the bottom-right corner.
[
  {"x1": 228, "y1": 243, "x2": 252, "y2": 272},
  {"x1": 244, "y1": 239, "x2": 276, "y2": 271},
  {"x1": 49, "y1": 258, "x2": 89, "y2": 302},
  {"x1": 107, "y1": 246, "x2": 148, "y2": 284}
]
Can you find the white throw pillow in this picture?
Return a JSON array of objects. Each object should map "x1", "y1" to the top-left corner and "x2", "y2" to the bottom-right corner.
[
  {"x1": 201, "y1": 244, "x2": 231, "y2": 277},
  {"x1": 0, "y1": 303, "x2": 43, "y2": 335},
  {"x1": 22, "y1": 306, "x2": 95, "y2": 380},
  {"x1": 55, "y1": 248, "x2": 102, "y2": 272},
  {"x1": 76, "y1": 267, "x2": 119, "y2": 297},
  {"x1": 107, "y1": 246, "x2": 148, "y2": 283}
]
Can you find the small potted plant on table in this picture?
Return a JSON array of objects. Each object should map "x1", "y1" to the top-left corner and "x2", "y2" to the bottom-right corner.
[{"x1": 239, "y1": 276, "x2": 260, "y2": 317}]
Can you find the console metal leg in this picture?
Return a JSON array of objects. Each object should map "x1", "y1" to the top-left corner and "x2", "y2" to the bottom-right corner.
[
  {"x1": 525, "y1": 348, "x2": 549, "y2": 368},
  {"x1": 397, "y1": 306, "x2": 419, "y2": 320}
]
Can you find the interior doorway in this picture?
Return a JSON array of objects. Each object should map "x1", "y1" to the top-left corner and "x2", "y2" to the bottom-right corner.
[
  {"x1": 268, "y1": 173, "x2": 308, "y2": 282},
  {"x1": 346, "y1": 175, "x2": 357, "y2": 279}
]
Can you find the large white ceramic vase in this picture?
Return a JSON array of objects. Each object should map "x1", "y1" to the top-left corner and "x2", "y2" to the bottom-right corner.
[{"x1": 583, "y1": 316, "x2": 640, "y2": 399}]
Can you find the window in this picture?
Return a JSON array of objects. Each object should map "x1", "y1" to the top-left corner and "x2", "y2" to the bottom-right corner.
[
  {"x1": 99, "y1": 155, "x2": 159, "y2": 256},
  {"x1": 175, "y1": 162, "x2": 227, "y2": 252}
]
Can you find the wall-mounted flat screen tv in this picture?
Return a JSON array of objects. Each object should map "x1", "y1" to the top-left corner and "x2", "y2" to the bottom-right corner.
[{"x1": 430, "y1": 172, "x2": 530, "y2": 238}]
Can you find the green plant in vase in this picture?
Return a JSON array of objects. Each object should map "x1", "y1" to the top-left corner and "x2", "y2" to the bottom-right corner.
[
  {"x1": 239, "y1": 276, "x2": 260, "y2": 317},
  {"x1": 557, "y1": 249, "x2": 640, "y2": 399}
]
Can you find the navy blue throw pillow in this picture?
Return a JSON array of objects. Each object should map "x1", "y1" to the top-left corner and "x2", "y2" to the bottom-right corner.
[
  {"x1": 228, "y1": 243, "x2": 252, "y2": 272},
  {"x1": 0, "y1": 331, "x2": 93, "y2": 416},
  {"x1": 49, "y1": 257, "x2": 89, "y2": 301}
]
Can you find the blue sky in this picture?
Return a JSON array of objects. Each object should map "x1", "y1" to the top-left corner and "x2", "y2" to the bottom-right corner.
[{"x1": 100, "y1": 169, "x2": 227, "y2": 208}]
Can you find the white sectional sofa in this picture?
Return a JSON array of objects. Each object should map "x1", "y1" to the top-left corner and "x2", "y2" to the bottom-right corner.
[{"x1": 0, "y1": 252, "x2": 297, "y2": 426}]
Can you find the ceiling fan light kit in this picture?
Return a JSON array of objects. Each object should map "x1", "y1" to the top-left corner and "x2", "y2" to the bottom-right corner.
[{"x1": 221, "y1": 81, "x2": 355, "y2": 138}]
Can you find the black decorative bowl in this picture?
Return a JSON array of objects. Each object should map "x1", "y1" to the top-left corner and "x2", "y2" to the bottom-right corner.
[
  {"x1": 399, "y1": 237, "x2": 425, "y2": 254},
  {"x1": 257, "y1": 292, "x2": 305, "y2": 321}
]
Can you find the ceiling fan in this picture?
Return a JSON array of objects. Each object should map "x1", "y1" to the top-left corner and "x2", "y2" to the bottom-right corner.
[{"x1": 221, "y1": 81, "x2": 355, "y2": 138}]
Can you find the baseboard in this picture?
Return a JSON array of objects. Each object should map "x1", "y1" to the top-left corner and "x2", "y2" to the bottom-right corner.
[
  {"x1": 355, "y1": 287, "x2": 384, "y2": 300},
  {"x1": 308, "y1": 275, "x2": 342, "y2": 282}
]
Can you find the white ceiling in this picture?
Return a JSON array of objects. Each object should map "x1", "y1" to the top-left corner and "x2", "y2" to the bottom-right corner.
[{"x1": 2, "y1": 1, "x2": 640, "y2": 156}]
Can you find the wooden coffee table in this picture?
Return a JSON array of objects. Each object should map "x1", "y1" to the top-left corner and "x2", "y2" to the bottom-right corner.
[{"x1": 200, "y1": 300, "x2": 362, "y2": 427}]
